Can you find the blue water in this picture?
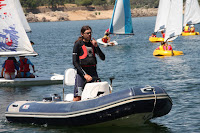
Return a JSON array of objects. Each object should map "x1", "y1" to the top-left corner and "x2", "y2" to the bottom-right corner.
[{"x1": 0, "y1": 16, "x2": 200, "y2": 133}]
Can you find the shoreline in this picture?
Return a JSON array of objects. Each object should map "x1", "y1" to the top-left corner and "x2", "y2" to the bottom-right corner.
[{"x1": 26, "y1": 6, "x2": 158, "y2": 22}]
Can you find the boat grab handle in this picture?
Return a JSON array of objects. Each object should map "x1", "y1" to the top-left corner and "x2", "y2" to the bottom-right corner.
[
  {"x1": 12, "y1": 104, "x2": 18, "y2": 107},
  {"x1": 141, "y1": 85, "x2": 155, "y2": 93}
]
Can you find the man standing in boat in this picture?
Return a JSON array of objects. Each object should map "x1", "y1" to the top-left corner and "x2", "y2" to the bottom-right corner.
[
  {"x1": 16, "y1": 56, "x2": 35, "y2": 78},
  {"x1": 72, "y1": 25, "x2": 105, "y2": 101}
]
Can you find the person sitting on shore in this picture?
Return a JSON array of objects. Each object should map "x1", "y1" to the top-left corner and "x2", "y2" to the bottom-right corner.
[
  {"x1": 184, "y1": 24, "x2": 190, "y2": 33},
  {"x1": 161, "y1": 30, "x2": 165, "y2": 38},
  {"x1": 190, "y1": 25, "x2": 195, "y2": 33},
  {"x1": 1, "y1": 57, "x2": 19, "y2": 79},
  {"x1": 156, "y1": 42, "x2": 172, "y2": 51},
  {"x1": 16, "y1": 56, "x2": 35, "y2": 78}
]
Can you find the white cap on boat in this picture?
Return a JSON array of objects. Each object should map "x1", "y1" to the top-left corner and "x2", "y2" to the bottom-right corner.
[{"x1": 191, "y1": 25, "x2": 194, "y2": 27}]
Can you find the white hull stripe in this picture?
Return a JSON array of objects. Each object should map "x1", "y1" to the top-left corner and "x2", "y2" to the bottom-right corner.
[{"x1": 5, "y1": 95, "x2": 170, "y2": 118}]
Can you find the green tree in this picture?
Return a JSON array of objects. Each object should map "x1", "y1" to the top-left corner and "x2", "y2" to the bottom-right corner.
[
  {"x1": 75, "y1": 0, "x2": 92, "y2": 6},
  {"x1": 93, "y1": 0, "x2": 107, "y2": 5}
]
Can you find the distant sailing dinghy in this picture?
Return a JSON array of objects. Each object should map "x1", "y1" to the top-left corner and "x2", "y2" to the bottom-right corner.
[
  {"x1": 181, "y1": 0, "x2": 200, "y2": 36},
  {"x1": 0, "y1": 0, "x2": 63, "y2": 86},
  {"x1": 149, "y1": 0, "x2": 170, "y2": 43},
  {"x1": 97, "y1": 0, "x2": 134, "y2": 46},
  {"x1": 153, "y1": 0, "x2": 184, "y2": 56}
]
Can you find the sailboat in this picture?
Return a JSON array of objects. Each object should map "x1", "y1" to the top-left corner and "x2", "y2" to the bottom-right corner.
[
  {"x1": 181, "y1": 0, "x2": 200, "y2": 36},
  {"x1": 153, "y1": 0, "x2": 184, "y2": 56},
  {"x1": 0, "y1": 0, "x2": 63, "y2": 86},
  {"x1": 97, "y1": 0, "x2": 134, "y2": 46},
  {"x1": 149, "y1": 0, "x2": 171, "y2": 43}
]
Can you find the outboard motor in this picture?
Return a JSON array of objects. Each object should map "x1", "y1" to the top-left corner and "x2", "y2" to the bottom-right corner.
[{"x1": 43, "y1": 94, "x2": 62, "y2": 102}]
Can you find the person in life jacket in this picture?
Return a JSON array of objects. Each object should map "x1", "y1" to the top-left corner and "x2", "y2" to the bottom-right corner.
[
  {"x1": 161, "y1": 30, "x2": 165, "y2": 38},
  {"x1": 156, "y1": 42, "x2": 173, "y2": 51},
  {"x1": 184, "y1": 24, "x2": 190, "y2": 33},
  {"x1": 150, "y1": 33, "x2": 156, "y2": 37},
  {"x1": 1, "y1": 57, "x2": 19, "y2": 79},
  {"x1": 73, "y1": 25, "x2": 105, "y2": 101},
  {"x1": 16, "y1": 56, "x2": 35, "y2": 78},
  {"x1": 102, "y1": 29, "x2": 115, "y2": 45},
  {"x1": 190, "y1": 25, "x2": 195, "y2": 33}
]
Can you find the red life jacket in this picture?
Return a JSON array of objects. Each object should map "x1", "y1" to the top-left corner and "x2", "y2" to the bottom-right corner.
[
  {"x1": 162, "y1": 33, "x2": 165, "y2": 38},
  {"x1": 79, "y1": 43, "x2": 96, "y2": 67},
  {"x1": 5, "y1": 60, "x2": 15, "y2": 73},
  {"x1": 19, "y1": 58, "x2": 30, "y2": 72},
  {"x1": 102, "y1": 38, "x2": 108, "y2": 43}
]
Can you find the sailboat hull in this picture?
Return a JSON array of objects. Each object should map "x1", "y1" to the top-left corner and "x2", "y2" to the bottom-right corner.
[
  {"x1": 153, "y1": 50, "x2": 184, "y2": 56},
  {"x1": 5, "y1": 86, "x2": 172, "y2": 127},
  {"x1": 149, "y1": 37, "x2": 164, "y2": 42},
  {"x1": 97, "y1": 38, "x2": 118, "y2": 46},
  {"x1": 0, "y1": 74, "x2": 64, "y2": 87},
  {"x1": 181, "y1": 32, "x2": 199, "y2": 36}
]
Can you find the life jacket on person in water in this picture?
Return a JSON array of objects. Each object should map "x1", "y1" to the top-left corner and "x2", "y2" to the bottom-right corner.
[
  {"x1": 184, "y1": 26, "x2": 190, "y2": 33},
  {"x1": 5, "y1": 60, "x2": 15, "y2": 73},
  {"x1": 79, "y1": 42, "x2": 97, "y2": 67},
  {"x1": 19, "y1": 58, "x2": 30, "y2": 72}
]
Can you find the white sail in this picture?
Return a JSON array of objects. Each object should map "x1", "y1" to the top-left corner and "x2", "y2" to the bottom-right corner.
[
  {"x1": 183, "y1": 0, "x2": 200, "y2": 26},
  {"x1": 154, "y1": 0, "x2": 171, "y2": 32},
  {"x1": 15, "y1": 0, "x2": 31, "y2": 32},
  {"x1": 109, "y1": 0, "x2": 133, "y2": 34},
  {"x1": 164, "y1": 0, "x2": 183, "y2": 42},
  {"x1": 0, "y1": 0, "x2": 37, "y2": 56}
]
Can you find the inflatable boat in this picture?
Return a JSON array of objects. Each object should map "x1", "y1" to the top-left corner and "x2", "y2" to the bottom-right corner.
[
  {"x1": 181, "y1": 32, "x2": 199, "y2": 36},
  {"x1": 5, "y1": 85, "x2": 172, "y2": 127},
  {"x1": 5, "y1": 69, "x2": 172, "y2": 127},
  {"x1": 149, "y1": 37, "x2": 164, "y2": 43},
  {"x1": 153, "y1": 50, "x2": 184, "y2": 56}
]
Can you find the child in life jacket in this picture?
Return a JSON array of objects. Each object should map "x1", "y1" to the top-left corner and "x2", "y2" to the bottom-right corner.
[
  {"x1": 190, "y1": 25, "x2": 195, "y2": 33},
  {"x1": 150, "y1": 33, "x2": 156, "y2": 37},
  {"x1": 161, "y1": 31, "x2": 165, "y2": 38},
  {"x1": 156, "y1": 42, "x2": 172, "y2": 51},
  {"x1": 102, "y1": 32, "x2": 115, "y2": 46},
  {"x1": 184, "y1": 24, "x2": 190, "y2": 33},
  {"x1": 1, "y1": 57, "x2": 19, "y2": 79},
  {"x1": 102, "y1": 32, "x2": 110, "y2": 43},
  {"x1": 17, "y1": 56, "x2": 35, "y2": 78}
]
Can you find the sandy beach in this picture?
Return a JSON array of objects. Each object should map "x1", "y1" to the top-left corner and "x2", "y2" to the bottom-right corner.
[{"x1": 26, "y1": 5, "x2": 158, "y2": 22}]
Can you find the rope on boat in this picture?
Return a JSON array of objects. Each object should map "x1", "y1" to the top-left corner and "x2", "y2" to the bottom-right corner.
[{"x1": 152, "y1": 88, "x2": 157, "y2": 115}]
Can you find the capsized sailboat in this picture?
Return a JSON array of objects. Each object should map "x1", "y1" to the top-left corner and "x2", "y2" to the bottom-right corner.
[
  {"x1": 0, "y1": 0, "x2": 63, "y2": 86},
  {"x1": 97, "y1": 0, "x2": 134, "y2": 46},
  {"x1": 5, "y1": 68, "x2": 172, "y2": 127},
  {"x1": 181, "y1": 0, "x2": 200, "y2": 36},
  {"x1": 153, "y1": 0, "x2": 184, "y2": 56},
  {"x1": 149, "y1": 0, "x2": 170, "y2": 43}
]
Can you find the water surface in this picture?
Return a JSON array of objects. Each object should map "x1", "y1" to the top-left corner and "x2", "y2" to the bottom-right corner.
[{"x1": 0, "y1": 16, "x2": 199, "y2": 133}]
